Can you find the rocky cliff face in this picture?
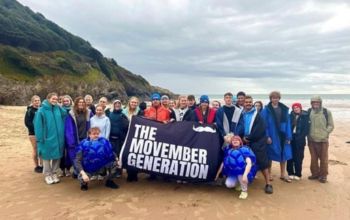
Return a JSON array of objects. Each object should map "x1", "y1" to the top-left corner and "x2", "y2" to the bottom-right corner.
[{"x1": 0, "y1": 0, "x2": 175, "y2": 105}]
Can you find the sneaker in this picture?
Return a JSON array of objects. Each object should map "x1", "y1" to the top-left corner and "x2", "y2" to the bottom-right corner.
[
  {"x1": 52, "y1": 174, "x2": 60, "y2": 183},
  {"x1": 90, "y1": 175, "x2": 97, "y2": 181},
  {"x1": 308, "y1": 175, "x2": 319, "y2": 180},
  {"x1": 34, "y1": 166, "x2": 43, "y2": 173},
  {"x1": 265, "y1": 184, "x2": 273, "y2": 194},
  {"x1": 65, "y1": 169, "x2": 71, "y2": 177},
  {"x1": 319, "y1": 177, "x2": 327, "y2": 183},
  {"x1": 239, "y1": 191, "x2": 248, "y2": 199},
  {"x1": 105, "y1": 180, "x2": 119, "y2": 189},
  {"x1": 97, "y1": 175, "x2": 105, "y2": 181},
  {"x1": 80, "y1": 183, "x2": 88, "y2": 191},
  {"x1": 289, "y1": 175, "x2": 295, "y2": 180},
  {"x1": 294, "y1": 176, "x2": 301, "y2": 181},
  {"x1": 45, "y1": 175, "x2": 54, "y2": 185}
]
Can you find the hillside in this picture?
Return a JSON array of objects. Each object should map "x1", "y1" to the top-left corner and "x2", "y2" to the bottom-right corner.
[{"x1": 0, "y1": 0, "x2": 173, "y2": 105}]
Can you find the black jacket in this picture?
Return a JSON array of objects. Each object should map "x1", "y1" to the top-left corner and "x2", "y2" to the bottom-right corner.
[
  {"x1": 290, "y1": 110, "x2": 309, "y2": 144},
  {"x1": 24, "y1": 105, "x2": 38, "y2": 135}
]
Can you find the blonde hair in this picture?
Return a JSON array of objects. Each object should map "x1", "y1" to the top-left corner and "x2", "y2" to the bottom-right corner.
[
  {"x1": 31, "y1": 95, "x2": 40, "y2": 104},
  {"x1": 88, "y1": 127, "x2": 101, "y2": 134},
  {"x1": 46, "y1": 92, "x2": 58, "y2": 100}
]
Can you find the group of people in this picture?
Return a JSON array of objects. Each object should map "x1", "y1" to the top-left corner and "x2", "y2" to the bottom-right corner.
[{"x1": 24, "y1": 91, "x2": 334, "y2": 198}]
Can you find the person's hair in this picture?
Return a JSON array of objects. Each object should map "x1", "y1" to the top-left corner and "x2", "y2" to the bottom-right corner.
[
  {"x1": 73, "y1": 96, "x2": 87, "y2": 115},
  {"x1": 46, "y1": 92, "x2": 58, "y2": 100},
  {"x1": 212, "y1": 100, "x2": 221, "y2": 107},
  {"x1": 245, "y1": 95, "x2": 253, "y2": 100},
  {"x1": 84, "y1": 94, "x2": 93, "y2": 100},
  {"x1": 254, "y1": 100, "x2": 263, "y2": 107},
  {"x1": 224, "y1": 92, "x2": 233, "y2": 97},
  {"x1": 176, "y1": 95, "x2": 187, "y2": 108},
  {"x1": 99, "y1": 97, "x2": 108, "y2": 103},
  {"x1": 88, "y1": 127, "x2": 101, "y2": 134},
  {"x1": 236, "y1": 91, "x2": 246, "y2": 97},
  {"x1": 269, "y1": 91, "x2": 281, "y2": 100},
  {"x1": 95, "y1": 104, "x2": 104, "y2": 112},
  {"x1": 187, "y1": 95, "x2": 195, "y2": 101},
  {"x1": 127, "y1": 96, "x2": 139, "y2": 110},
  {"x1": 31, "y1": 95, "x2": 40, "y2": 104},
  {"x1": 63, "y1": 95, "x2": 74, "y2": 106}
]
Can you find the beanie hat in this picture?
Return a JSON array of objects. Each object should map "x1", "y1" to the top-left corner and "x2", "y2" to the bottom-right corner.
[
  {"x1": 231, "y1": 135, "x2": 243, "y2": 146},
  {"x1": 113, "y1": 99, "x2": 121, "y2": 105},
  {"x1": 200, "y1": 95, "x2": 209, "y2": 104},
  {"x1": 311, "y1": 95, "x2": 322, "y2": 103},
  {"x1": 161, "y1": 95, "x2": 169, "y2": 100},
  {"x1": 292, "y1": 102, "x2": 302, "y2": 110},
  {"x1": 151, "y1": 93, "x2": 161, "y2": 101}
]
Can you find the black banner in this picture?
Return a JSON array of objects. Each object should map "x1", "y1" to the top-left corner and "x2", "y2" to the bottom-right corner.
[{"x1": 120, "y1": 116, "x2": 221, "y2": 181}]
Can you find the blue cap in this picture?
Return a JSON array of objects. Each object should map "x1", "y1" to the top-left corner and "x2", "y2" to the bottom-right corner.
[
  {"x1": 151, "y1": 92, "x2": 161, "y2": 101},
  {"x1": 200, "y1": 95, "x2": 209, "y2": 103}
]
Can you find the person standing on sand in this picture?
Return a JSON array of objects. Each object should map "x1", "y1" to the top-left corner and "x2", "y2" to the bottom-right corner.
[
  {"x1": 122, "y1": 96, "x2": 144, "y2": 182},
  {"x1": 261, "y1": 91, "x2": 292, "y2": 183},
  {"x1": 24, "y1": 95, "x2": 42, "y2": 173},
  {"x1": 308, "y1": 96, "x2": 334, "y2": 183},
  {"x1": 64, "y1": 97, "x2": 92, "y2": 177},
  {"x1": 34, "y1": 92, "x2": 67, "y2": 185},
  {"x1": 108, "y1": 100, "x2": 129, "y2": 177},
  {"x1": 287, "y1": 103, "x2": 309, "y2": 180},
  {"x1": 237, "y1": 95, "x2": 273, "y2": 194}
]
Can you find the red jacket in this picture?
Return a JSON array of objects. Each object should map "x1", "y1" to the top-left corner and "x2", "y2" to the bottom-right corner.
[
  {"x1": 144, "y1": 105, "x2": 170, "y2": 123},
  {"x1": 194, "y1": 107, "x2": 216, "y2": 124}
]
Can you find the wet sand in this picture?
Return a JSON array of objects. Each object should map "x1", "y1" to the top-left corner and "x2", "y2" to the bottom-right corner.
[{"x1": 0, "y1": 106, "x2": 349, "y2": 220}]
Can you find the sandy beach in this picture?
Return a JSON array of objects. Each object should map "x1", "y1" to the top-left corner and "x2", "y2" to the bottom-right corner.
[{"x1": 0, "y1": 105, "x2": 349, "y2": 220}]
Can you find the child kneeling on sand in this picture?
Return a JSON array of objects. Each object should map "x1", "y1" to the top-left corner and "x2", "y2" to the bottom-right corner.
[
  {"x1": 74, "y1": 127, "x2": 119, "y2": 191},
  {"x1": 216, "y1": 135, "x2": 257, "y2": 199}
]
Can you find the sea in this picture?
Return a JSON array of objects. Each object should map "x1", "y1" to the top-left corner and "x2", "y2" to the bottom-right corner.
[{"x1": 202, "y1": 94, "x2": 350, "y2": 120}]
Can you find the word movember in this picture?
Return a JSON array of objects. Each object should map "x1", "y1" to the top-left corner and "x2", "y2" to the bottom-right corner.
[{"x1": 127, "y1": 124, "x2": 209, "y2": 179}]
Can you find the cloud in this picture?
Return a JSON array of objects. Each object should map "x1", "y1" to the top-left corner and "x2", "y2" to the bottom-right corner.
[{"x1": 18, "y1": 0, "x2": 350, "y2": 94}]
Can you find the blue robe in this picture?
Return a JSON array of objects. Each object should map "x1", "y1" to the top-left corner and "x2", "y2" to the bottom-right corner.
[{"x1": 261, "y1": 102, "x2": 292, "y2": 162}]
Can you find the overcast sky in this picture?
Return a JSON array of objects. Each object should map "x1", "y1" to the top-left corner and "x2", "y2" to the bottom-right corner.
[{"x1": 19, "y1": 0, "x2": 350, "y2": 94}]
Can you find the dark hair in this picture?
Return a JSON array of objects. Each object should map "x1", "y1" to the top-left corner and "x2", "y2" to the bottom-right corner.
[
  {"x1": 187, "y1": 95, "x2": 196, "y2": 101},
  {"x1": 139, "y1": 101, "x2": 147, "y2": 111},
  {"x1": 73, "y1": 96, "x2": 87, "y2": 116},
  {"x1": 236, "y1": 91, "x2": 246, "y2": 97},
  {"x1": 224, "y1": 92, "x2": 233, "y2": 97}
]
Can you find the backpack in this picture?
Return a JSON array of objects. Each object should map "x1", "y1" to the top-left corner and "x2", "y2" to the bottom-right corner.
[{"x1": 307, "y1": 108, "x2": 328, "y2": 126}]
